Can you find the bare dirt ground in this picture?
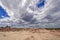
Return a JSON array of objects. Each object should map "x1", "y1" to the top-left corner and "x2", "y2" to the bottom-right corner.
[{"x1": 0, "y1": 29, "x2": 60, "y2": 40}]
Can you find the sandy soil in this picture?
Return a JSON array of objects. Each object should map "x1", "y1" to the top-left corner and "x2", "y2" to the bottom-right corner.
[{"x1": 0, "y1": 29, "x2": 60, "y2": 40}]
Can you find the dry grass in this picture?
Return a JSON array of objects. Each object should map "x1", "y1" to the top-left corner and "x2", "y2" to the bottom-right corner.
[{"x1": 0, "y1": 27, "x2": 60, "y2": 40}]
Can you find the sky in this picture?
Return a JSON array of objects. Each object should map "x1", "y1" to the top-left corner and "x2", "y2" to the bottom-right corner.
[
  {"x1": 0, "y1": 0, "x2": 44, "y2": 19},
  {"x1": 37, "y1": 0, "x2": 45, "y2": 8},
  {"x1": 0, "y1": 0, "x2": 60, "y2": 28},
  {"x1": 0, "y1": 6, "x2": 10, "y2": 19}
]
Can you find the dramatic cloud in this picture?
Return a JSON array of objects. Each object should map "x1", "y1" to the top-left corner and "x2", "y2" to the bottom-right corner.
[{"x1": 0, "y1": 0, "x2": 60, "y2": 28}]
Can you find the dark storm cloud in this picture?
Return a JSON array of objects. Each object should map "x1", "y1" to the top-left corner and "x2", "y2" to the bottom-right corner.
[
  {"x1": 20, "y1": 11, "x2": 37, "y2": 24},
  {"x1": 21, "y1": 12, "x2": 34, "y2": 22}
]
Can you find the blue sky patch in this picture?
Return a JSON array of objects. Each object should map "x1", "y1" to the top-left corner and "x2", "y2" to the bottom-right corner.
[
  {"x1": 37, "y1": 0, "x2": 45, "y2": 8},
  {"x1": 0, "y1": 6, "x2": 10, "y2": 19}
]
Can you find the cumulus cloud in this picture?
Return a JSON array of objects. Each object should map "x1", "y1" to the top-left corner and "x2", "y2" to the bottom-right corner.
[{"x1": 0, "y1": 0, "x2": 60, "y2": 28}]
